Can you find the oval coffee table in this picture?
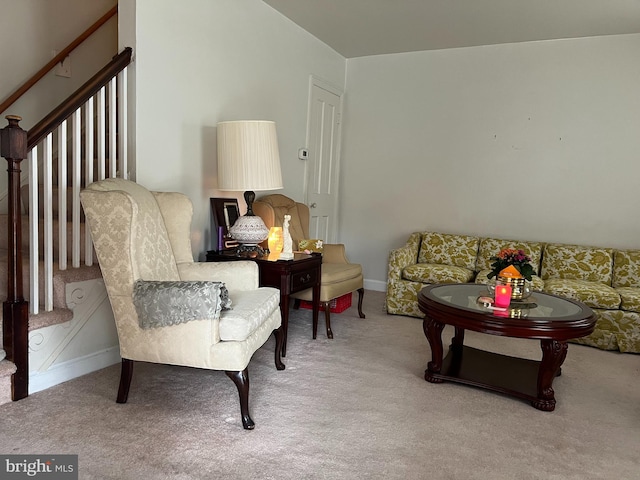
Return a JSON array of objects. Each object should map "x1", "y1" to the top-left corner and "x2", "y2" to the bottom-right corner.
[{"x1": 418, "y1": 283, "x2": 596, "y2": 411}]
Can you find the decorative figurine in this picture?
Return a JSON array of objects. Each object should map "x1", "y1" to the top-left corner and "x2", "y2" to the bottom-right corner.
[{"x1": 279, "y1": 214, "x2": 294, "y2": 260}]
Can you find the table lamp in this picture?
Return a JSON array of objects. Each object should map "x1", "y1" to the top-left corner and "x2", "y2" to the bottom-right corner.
[{"x1": 217, "y1": 120, "x2": 283, "y2": 255}]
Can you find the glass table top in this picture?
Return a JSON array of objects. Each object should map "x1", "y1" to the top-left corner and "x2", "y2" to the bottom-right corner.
[{"x1": 425, "y1": 283, "x2": 585, "y2": 320}]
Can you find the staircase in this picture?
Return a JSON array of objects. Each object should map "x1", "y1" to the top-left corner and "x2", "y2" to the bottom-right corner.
[{"x1": 1, "y1": 37, "x2": 132, "y2": 404}]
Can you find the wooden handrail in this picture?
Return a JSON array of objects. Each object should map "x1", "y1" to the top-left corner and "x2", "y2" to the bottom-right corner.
[
  {"x1": 28, "y1": 47, "x2": 132, "y2": 148},
  {"x1": 0, "y1": 5, "x2": 117, "y2": 115}
]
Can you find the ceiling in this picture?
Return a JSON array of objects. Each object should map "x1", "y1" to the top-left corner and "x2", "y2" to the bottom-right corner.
[{"x1": 263, "y1": 0, "x2": 640, "y2": 58}]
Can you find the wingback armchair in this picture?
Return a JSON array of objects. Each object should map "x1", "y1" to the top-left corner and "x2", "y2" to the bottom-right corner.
[
  {"x1": 253, "y1": 194, "x2": 365, "y2": 339},
  {"x1": 80, "y1": 179, "x2": 284, "y2": 430}
]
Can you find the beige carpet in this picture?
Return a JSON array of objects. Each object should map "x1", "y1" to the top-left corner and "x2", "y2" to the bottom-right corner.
[{"x1": 0, "y1": 290, "x2": 638, "y2": 479}]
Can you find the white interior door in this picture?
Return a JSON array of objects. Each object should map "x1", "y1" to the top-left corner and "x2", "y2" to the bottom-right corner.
[{"x1": 305, "y1": 78, "x2": 343, "y2": 243}]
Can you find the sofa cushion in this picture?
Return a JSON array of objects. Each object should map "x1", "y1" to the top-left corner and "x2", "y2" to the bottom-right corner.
[
  {"x1": 403, "y1": 264, "x2": 475, "y2": 284},
  {"x1": 543, "y1": 278, "x2": 620, "y2": 310},
  {"x1": 320, "y1": 263, "x2": 362, "y2": 285},
  {"x1": 541, "y1": 243, "x2": 614, "y2": 284},
  {"x1": 475, "y1": 237, "x2": 544, "y2": 275},
  {"x1": 417, "y1": 232, "x2": 479, "y2": 270},
  {"x1": 612, "y1": 249, "x2": 640, "y2": 288},
  {"x1": 614, "y1": 287, "x2": 640, "y2": 312}
]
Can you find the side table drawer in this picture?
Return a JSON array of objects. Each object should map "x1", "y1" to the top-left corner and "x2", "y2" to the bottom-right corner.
[{"x1": 291, "y1": 269, "x2": 318, "y2": 293}]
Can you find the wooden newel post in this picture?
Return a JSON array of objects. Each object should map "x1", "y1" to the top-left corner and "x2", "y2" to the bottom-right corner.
[{"x1": 1, "y1": 114, "x2": 29, "y2": 400}]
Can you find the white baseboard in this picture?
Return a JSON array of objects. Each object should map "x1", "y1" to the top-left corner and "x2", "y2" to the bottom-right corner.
[
  {"x1": 29, "y1": 346, "x2": 121, "y2": 395},
  {"x1": 364, "y1": 279, "x2": 386, "y2": 292}
]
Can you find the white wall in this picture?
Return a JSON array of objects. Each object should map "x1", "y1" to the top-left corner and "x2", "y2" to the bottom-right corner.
[
  {"x1": 120, "y1": 0, "x2": 346, "y2": 259},
  {"x1": 0, "y1": 0, "x2": 117, "y2": 205},
  {"x1": 0, "y1": 0, "x2": 117, "y2": 128},
  {"x1": 342, "y1": 34, "x2": 640, "y2": 286}
]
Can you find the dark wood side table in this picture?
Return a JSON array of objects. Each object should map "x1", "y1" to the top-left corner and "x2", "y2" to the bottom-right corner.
[{"x1": 206, "y1": 251, "x2": 321, "y2": 357}]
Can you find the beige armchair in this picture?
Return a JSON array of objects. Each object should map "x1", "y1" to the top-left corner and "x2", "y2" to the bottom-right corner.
[
  {"x1": 80, "y1": 179, "x2": 284, "y2": 430},
  {"x1": 254, "y1": 194, "x2": 365, "y2": 339}
]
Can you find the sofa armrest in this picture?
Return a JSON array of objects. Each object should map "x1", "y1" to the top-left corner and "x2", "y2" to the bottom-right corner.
[
  {"x1": 387, "y1": 232, "x2": 422, "y2": 281},
  {"x1": 177, "y1": 261, "x2": 259, "y2": 292}
]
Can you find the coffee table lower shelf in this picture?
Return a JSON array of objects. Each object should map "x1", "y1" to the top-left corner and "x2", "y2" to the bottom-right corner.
[{"x1": 426, "y1": 345, "x2": 556, "y2": 409}]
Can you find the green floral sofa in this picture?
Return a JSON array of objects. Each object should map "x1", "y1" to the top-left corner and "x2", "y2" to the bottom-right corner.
[{"x1": 386, "y1": 231, "x2": 640, "y2": 353}]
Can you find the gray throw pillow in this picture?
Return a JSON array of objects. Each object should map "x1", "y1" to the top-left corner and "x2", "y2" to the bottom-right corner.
[{"x1": 133, "y1": 280, "x2": 231, "y2": 329}]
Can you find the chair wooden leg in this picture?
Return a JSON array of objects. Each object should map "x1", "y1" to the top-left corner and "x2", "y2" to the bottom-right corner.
[
  {"x1": 116, "y1": 358, "x2": 134, "y2": 404},
  {"x1": 225, "y1": 369, "x2": 255, "y2": 430},
  {"x1": 324, "y1": 301, "x2": 333, "y2": 339},
  {"x1": 273, "y1": 327, "x2": 286, "y2": 370},
  {"x1": 293, "y1": 298, "x2": 301, "y2": 310},
  {"x1": 357, "y1": 288, "x2": 366, "y2": 318}
]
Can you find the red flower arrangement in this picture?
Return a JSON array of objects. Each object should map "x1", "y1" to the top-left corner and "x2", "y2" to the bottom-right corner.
[{"x1": 487, "y1": 248, "x2": 536, "y2": 281}]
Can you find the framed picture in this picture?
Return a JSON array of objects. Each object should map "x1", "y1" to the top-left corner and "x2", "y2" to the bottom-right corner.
[
  {"x1": 211, "y1": 197, "x2": 241, "y2": 250},
  {"x1": 211, "y1": 198, "x2": 240, "y2": 231}
]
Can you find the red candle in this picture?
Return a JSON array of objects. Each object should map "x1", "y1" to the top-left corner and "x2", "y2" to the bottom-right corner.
[{"x1": 494, "y1": 284, "x2": 512, "y2": 308}]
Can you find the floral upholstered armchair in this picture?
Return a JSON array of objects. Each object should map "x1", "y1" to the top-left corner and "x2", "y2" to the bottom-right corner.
[{"x1": 80, "y1": 178, "x2": 284, "y2": 429}]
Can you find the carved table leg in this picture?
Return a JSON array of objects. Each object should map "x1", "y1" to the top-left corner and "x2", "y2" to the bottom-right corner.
[
  {"x1": 452, "y1": 327, "x2": 465, "y2": 348},
  {"x1": 447, "y1": 327, "x2": 466, "y2": 376},
  {"x1": 532, "y1": 339, "x2": 568, "y2": 411},
  {"x1": 279, "y1": 294, "x2": 290, "y2": 357},
  {"x1": 423, "y1": 317, "x2": 445, "y2": 383}
]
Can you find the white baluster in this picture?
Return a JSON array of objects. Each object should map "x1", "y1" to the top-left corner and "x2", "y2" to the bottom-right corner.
[
  {"x1": 28, "y1": 146, "x2": 39, "y2": 315},
  {"x1": 97, "y1": 86, "x2": 106, "y2": 180},
  {"x1": 109, "y1": 77, "x2": 117, "y2": 178},
  {"x1": 118, "y1": 67, "x2": 128, "y2": 179},
  {"x1": 43, "y1": 133, "x2": 54, "y2": 311},
  {"x1": 84, "y1": 99, "x2": 94, "y2": 266},
  {"x1": 72, "y1": 108, "x2": 81, "y2": 268},
  {"x1": 58, "y1": 120, "x2": 67, "y2": 270}
]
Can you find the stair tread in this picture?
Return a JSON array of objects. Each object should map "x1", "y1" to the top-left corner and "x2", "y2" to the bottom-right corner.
[
  {"x1": 1, "y1": 263, "x2": 101, "y2": 331},
  {"x1": 28, "y1": 308, "x2": 74, "y2": 331}
]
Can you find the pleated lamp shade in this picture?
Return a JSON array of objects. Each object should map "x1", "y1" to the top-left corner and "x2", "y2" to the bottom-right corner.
[
  {"x1": 216, "y1": 120, "x2": 283, "y2": 249},
  {"x1": 217, "y1": 120, "x2": 283, "y2": 192}
]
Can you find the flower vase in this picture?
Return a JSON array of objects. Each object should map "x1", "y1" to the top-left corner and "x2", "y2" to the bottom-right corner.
[{"x1": 496, "y1": 275, "x2": 531, "y2": 300}]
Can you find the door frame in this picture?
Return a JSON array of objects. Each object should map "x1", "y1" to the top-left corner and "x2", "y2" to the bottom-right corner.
[{"x1": 303, "y1": 75, "x2": 345, "y2": 242}]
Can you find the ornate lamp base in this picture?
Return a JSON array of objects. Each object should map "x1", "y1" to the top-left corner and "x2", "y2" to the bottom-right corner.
[{"x1": 233, "y1": 243, "x2": 265, "y2": 257}]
